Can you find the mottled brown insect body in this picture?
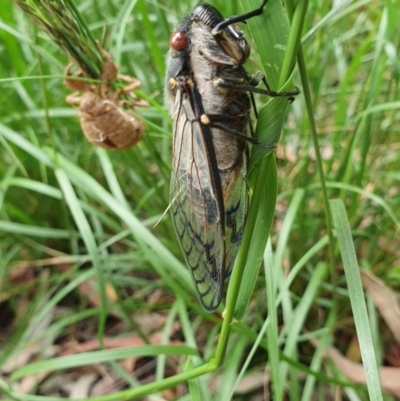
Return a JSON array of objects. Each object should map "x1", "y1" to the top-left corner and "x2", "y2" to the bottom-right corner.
[
  {"x1": 166, "y1": 4, "x2": 253, "y2": 311},
  {"x1": 65, "y1": 52, "x2": 146, "y2": 150},
  {"x1": 166, "y1": 1, "x2": 299, "y2": 311},
  {"x1": 76, "y1": 91, "x2": 143, "y2": 149},
  {"x1": 189, "y1": 17, "x2": 250, "y2": 202}
]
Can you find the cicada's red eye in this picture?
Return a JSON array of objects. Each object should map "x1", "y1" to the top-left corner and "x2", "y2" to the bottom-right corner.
[{"x1": 169, "y1": 31, "x2": 188, "y2": 51}]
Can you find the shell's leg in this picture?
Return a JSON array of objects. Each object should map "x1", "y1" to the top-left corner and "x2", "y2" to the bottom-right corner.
[
  {"x1": 65, "y1": 92, "x2": 82, "y2": 106},
  {"x1": 117, "y1": 75, "x2": 141, "y2": 93},
  {"x1": 115, "y1": 75, "x2": 148, "y2": 108},
  {"x1": 64, "y1": 62, "x2": 87, "y2": 91},
  {"x1": 98, "y1": 47, "x2": 118, "y2": 81}
]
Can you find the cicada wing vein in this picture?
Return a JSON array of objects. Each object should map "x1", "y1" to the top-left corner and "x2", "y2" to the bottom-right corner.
[{"x1": 170, "y1": 86, "x2": 225, "y2": 312}]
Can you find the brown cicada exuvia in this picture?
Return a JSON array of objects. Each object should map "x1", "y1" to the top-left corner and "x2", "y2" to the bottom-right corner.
[{"x1": 65, "y1": 51, "x2": 147, "y2": 150}]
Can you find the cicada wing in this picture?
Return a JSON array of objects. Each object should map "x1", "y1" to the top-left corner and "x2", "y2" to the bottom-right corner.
[
  {"x1": 170, "y1": 87, "x2": 225, "y2": 312},
  {"x1": 224, "y1": 160, "x2": 248, "y2": 278}
]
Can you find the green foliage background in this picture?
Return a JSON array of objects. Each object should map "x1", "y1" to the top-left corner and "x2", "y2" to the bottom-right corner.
[{"x1": 0, "y1": 0, "x2": 399, "y2": 400}]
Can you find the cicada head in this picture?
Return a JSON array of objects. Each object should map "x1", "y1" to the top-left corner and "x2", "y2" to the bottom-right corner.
[
  {"x1": 192, "y1": 4, "x2": 251, "y2": 64},
  {"x1": 165, "y1": 17, "x2": 193, "y2": 109}
]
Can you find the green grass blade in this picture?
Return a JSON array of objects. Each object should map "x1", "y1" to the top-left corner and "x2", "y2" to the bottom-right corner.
[
  {"x1": 110, "y1": 0, "x2": 139, "y2": 65},
  {"x1": 244, "y1": 0, "x2": 299, "y2": 168},
  {"x1": 45, "y1": 149, "x2": 193, "y2": 291},
  {"x1": 265, "y1": 239, "x2": 283, "y2": 400},
  {"x1": 55, "y1": 168, "x2": 108, "y2": 346},
  {"x1": 279, "y1": 262, "x2": 328, "y2": 387},
  {"x1": 330, "y1": 199, "x2": 383, "y2": 401},
  {"x1": 11, "y1": 345, "x2": 198, "y2": 381},
  {"x1": 0, "y1": 220, "x2": 74, "y2": 238},
  {"x1": 233, "y1": 156, "x2": 277, "y2": 319},
  {"x1": 230, "y1": 0, "x2": 303, "y2": 320}
]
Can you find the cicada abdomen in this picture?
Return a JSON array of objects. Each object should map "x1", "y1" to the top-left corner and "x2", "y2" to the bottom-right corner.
[{"x1": 166, "y1": 1, "x2": 298, "y2": 311}]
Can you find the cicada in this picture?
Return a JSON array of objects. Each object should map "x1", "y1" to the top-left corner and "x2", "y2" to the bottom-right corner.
[{"x1": 166, "y1": 0, "x2": 298, "y2": 311}]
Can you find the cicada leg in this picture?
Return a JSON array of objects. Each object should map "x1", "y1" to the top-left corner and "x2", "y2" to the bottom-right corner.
[
  {"x1": 213, "y1": 77, "x2": 300, "y2": 98},
  {"x1": 212, "y1": 0, "x2": 269, "y2": 34},
  {"x1": 200, "y1": 114, "x2": 274, "y2": 149}
]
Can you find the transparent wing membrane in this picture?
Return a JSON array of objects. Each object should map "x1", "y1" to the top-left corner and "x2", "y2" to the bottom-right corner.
[{"x1": 170, "y1": 85, "x2": 225, "y2": 311}]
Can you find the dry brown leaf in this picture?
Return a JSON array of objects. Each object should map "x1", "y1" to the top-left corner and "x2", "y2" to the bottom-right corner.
[
  {"x1": 60, "y1": 336, "x2": 149, "y2": 356},
  {"x1": 235, "y1": 371, "x2": 268, "y2": 394},
  {"x1": 105, "y1": 283, "x2": 118, "y2": 302},
  {"x1": 133, "y1": 312, "x2": 168, "y2": 332},
  {"x1": 163, "y1": 388, "x2": 178, "y2": 401},
  {"x1": 77, "y1": 281, "x2": 102, "y2": 308},
  {"x1": 361, "y1": 270, "x2": 400, "y2": 343},
  {"x1": 327, "y1": 345, "x2": 400, "y2": 398},
  {"x1": 69, "y1": 373, "x2": 98, "y2": 399},
  {"x1": 4, "y1": 346, "x2": 59, "y2": 394},
  {"x1": 90, "y1": 374, "x2": 119, "y2": 396},
  {"x1": 119, "y1": 357, "x2": 135, "y2": 373},
  {"x1": 346, "y1": 336, "x2": 361, "y2": 362},
  {"x1": 14, "y1": 371, "x2": 50, "y2": 394},
  {"x1": 76, "y1": 280, "x2": 120, "y2": 317},
  {"x1": 10, "y1": 256, "x2": 73, "y2": 272},
  {"x1": 1, "y1": 344, "x2": 59, "y2": 374},
  {"x1": 60, "y1": 330, "x2": 183, "y2": 356},
  {"x1": 1, "y1": 344, "x2": 39, "y2": 374},
  {"x1": 6, "y1": 264, "x2": 34, "y2": 284},
  {"x1": 210, "y1": 370, "x2": 269, "y2": 395}
]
